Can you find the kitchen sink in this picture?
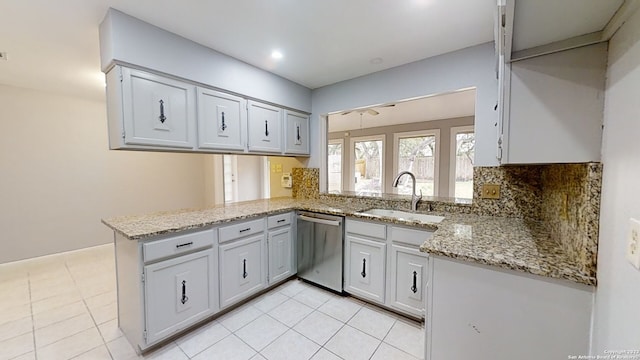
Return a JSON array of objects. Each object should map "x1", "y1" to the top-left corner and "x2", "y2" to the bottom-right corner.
[{"x1": 357, "y1": 208, "x2": 445, "y2": 224}]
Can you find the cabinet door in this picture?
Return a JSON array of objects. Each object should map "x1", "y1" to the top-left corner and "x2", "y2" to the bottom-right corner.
[
  {"x1": 122, "y1": 67, "x2": 196, "y2": 149},
  {"x1": 247, "y1": 101, "x2": 282, "y2": 153},
  {"x1": 219, "y1": 234, "x2": 266, "y2": 308},
  {"x1": 389, "y1": 244, "x2": 427, "y2": 317},
  {"x1": 197, "y1": 88, "x2": 246, "y2": 151},
  {"x1": 144, "y1": 249, "x2": 216, "y2": 345},
  {"x1": 283, "y1": 110, "x2": 309, "y2": 155},
  {"x1": 345, "y1": 235, "x2": 386, "y2": 304},
  {"x1": 268, "y1": 226, "x2": 294, "y2": 285}
]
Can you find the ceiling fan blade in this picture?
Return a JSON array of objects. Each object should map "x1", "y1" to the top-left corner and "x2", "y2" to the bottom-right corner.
[
  {"x1": 366, "y1": 109, "x2": 379, "y2": 116},
  {"x1": 381, "y1": 104, "x2": 396, "y2": 108},
  {"x1": 341, "y1": 111, "x2": 353, "y2": 116}
]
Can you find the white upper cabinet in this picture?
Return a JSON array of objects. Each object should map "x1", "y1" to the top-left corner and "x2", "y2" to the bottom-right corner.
[
  {"x1": 107, "y1": 66, "x2": 197, "y2": 150},
  {"x1": 283, "y1": 110, "x2": 310, "y2": 155},
  {"x1": 197, "y1": 88, "x2": 247, "y2": 151},
  {"x1": 247, "y1": 101, "x2": 283, "y2": 154},
  {"x1": 498, "y1": 43, "x2": 606, "y2": 164}
]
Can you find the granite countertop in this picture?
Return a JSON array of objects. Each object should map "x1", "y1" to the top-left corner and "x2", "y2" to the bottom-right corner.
[{"x1": 102, "y1": 197, "x2": 595, "y2": 286}]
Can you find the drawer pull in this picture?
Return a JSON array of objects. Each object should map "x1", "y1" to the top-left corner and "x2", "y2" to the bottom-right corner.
[
  {"x1": 411, "y1": 271, "x2": 418, "y2": 294},
  {"x1": 239, "y1": 228, "x2": 251, "y2": 233},
  {"x1": 176, "y1": 242, "x2": 193, "y2": 249},
  {"x1": 242, "y1": 259, "x2": 248, "y2": 279},
  {"x1": 277, "y1": 219, "x2": 286, "y2": 223},
  {"x1": 265, "y1": 120, "x2": 270, "y2": 137},
  {"x1": 181, "y1": 280, "x2": 189, "y2": 304},
  {"x1": 361, "y1": 258, "x2": 367, "y2": 278}
]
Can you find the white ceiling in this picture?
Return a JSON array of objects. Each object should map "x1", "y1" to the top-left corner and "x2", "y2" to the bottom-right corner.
[
  {"x1": 0, "y1": 1, "x2": 625, "y2": 103},
  {"x1": 328, "y1": 88, "x2": 476, "y2": 132},
  {"x1": 0, "y1": 0, "x2": 496, "y2": 101}
]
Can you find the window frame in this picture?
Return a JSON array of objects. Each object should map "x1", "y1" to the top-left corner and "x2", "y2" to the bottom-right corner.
[
  {"x1": 392, "y1": 129, "x2": 440, "y2": 196},
  {"x1": 449, "y1": 125, "x2": 475, "y2": 198},
  {"x1": 349, "y1": 134, "x2": 386, "y2": 193},
  {"x1": 327, "y1": 138, "x2": 344, "y2": 192}
]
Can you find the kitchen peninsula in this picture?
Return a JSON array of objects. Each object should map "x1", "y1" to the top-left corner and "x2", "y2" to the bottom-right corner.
[{"x1": 103, "y1": 193, "x2": 595, "y2": 359}]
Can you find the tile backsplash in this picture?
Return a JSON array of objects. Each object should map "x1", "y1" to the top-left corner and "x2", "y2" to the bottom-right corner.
[
  {"x1": 472, "y1": 163, "x2": 602, "y2": 277},
  {"x1": 292, "y1": 168, "x2": 319, "y2": 199}
]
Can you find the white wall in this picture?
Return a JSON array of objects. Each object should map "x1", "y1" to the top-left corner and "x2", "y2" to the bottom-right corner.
[
  {"x1": 310, "y1": 42, "x2": 498, "y2": 177},
  {"x1": 592, "y1": 6, "x2": 640, "y2": 353},
  {"x1": 0, "y1": 85, "x2": 209, "y2": 263}
]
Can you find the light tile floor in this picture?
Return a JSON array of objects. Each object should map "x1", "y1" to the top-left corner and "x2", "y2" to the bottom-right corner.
[{"x1": 0, "y1": 244, "x2": 424, "y2": 360}]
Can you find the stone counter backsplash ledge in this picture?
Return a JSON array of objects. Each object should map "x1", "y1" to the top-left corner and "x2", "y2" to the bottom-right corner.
[{"x1": 292, "y1": 163, "x2": 602, "y2": 279}]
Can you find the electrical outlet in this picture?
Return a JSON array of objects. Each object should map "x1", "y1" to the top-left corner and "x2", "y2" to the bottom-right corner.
[
  {"x1": 481, "y1": 184, "x2": 501, "y2": 199},
  {"x1": 626, "y1": 218, "x2": 640, "y2": 270}
]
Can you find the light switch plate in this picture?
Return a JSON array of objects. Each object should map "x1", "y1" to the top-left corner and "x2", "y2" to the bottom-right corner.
[{"x1": 626, "y1": 218, "x2": 640, "y2": 270}]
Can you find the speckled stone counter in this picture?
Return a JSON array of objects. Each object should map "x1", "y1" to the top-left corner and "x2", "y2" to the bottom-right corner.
[
  {"x1": 102, "y1": 197, "x2": 596, "y2": 286},
  {"x1": 420, "y1": 214, "x2": 596, "y2": 285}
]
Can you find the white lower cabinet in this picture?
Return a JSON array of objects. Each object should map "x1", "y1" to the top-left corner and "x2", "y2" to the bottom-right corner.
[
  {"x1": 267, "y1": 212, "x2": 295, "y2": 285},
  {"x1": 426, "y1": 256, "x2": 594, "y2": 360},
  {"x1": 388, "y1": 245, "x2": 427, "y2": 317},
  {"x1": 218, "y1": 233, "x2": 267, "y2": 309},
  {"x1": 345, "y1": 235, "x2": 387, "y2": 304},
  {"x1": 143, "y1": 249, "x2": 216, "y2": 344},
  {"x1": 344, "y1": 218, "x2": 432, "y2": 317}
]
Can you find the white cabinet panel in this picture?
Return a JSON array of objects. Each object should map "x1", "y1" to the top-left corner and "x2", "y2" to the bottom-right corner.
[
  {"x1": 345, "y1": 235, "x2": 386, "y2": 304},
  {"x1": 268, "y1": 226, "x2": 294, "y2": 284},
  {"x1": 219, "y1": 234, "x2": 267, "y2": 308},
  {"x1": 121, "y1": 67, "x2": 196, "y2": 149},
  {"x1": 143, "y1": 249, "x2": 216, "y2": 344},
  {"x1": 388, "y1": 244, "x2": 427, "y2": 317},
  {"x1": 197, "y1": 88, "x2": 246, "y2": 151},
  {"x1": 426, "y1": 256, "x2": 593, "y2": 360},
  {"x1": 247, "y1": 101, "x2": 282, "y2": 153},
  {"x1": 283, "y1": 110, "x2": 310, "y2": 155}
]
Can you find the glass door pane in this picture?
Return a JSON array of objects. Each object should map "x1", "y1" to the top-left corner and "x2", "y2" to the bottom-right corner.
[
  {"x1": 328, "y1": 142, "x2": 342, "y2": 192},
  {"x1": 354, "y1": 140, "x2": 383, "y2": 193},
  {"x1": 453, "y1": 132, "x2": 474, "y2": 199},
  {"x1": 397, "y1": 135, "x2": 436, "y2": 196}
]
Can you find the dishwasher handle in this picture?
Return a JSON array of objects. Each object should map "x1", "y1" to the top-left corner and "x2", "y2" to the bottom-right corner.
[{"x1": 298, "y1": 214, "x2": 341, "y2": 227}]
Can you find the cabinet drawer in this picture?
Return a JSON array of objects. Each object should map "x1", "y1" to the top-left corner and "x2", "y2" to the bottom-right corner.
[
  {"x1": 346, "y1": 219, "x2": 386, "y2": 240},
  {"x1": 390, "y1": 226, "x2": 434, "y2": 247},
  {"x1": 267, "y1": 213, "x2": 291, "y2": 229},
  {"x1": 143, "y1": 229, "x2": 214, "y2": 263},
  {"x1": 219, "y1": 218, "x2": 265, "y2": 243}
]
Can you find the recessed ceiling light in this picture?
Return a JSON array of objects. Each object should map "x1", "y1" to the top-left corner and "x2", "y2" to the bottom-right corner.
[
  {"x1": 370, "y1": 57, "x2": 383, "y2": 65},
  {"x1": 271, "y1": 50, "x2": 283, "y2": 60}
]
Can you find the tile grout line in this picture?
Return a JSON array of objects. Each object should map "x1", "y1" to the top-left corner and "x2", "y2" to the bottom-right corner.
[
  {"x1": 28, "y1": 273, "x2": 38, "y2": 360},
  {"x1": 66, "y1": 260, "x2": 116, "y2": 360}
]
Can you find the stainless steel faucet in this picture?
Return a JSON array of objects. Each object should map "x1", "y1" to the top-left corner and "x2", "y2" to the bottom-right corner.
[{"x1": 392, "y1": 171, "x2": 422, "y2": 211}]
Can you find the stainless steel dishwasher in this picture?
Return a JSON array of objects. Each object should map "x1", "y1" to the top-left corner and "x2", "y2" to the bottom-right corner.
[{"x1": 296, "y1": 211, "x2": 344, "y2": 293}]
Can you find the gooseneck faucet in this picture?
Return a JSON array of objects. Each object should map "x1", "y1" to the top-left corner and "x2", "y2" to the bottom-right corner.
[{"x1": 392, "y1": 171, "x2": 422, "y2": 211}]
